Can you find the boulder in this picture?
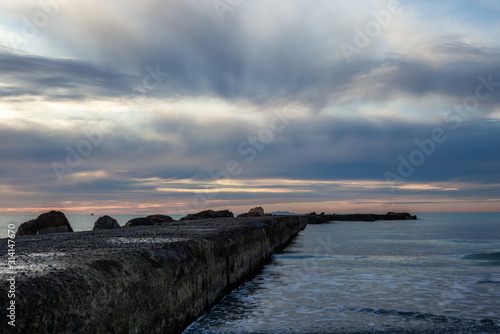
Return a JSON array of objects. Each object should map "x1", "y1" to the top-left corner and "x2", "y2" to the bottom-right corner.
[
  {"x1": 237, "y1": 207, "x2": 265, "y2": 217},
  {"x1": 16, "y1": 211, "x2": 74, "y2": 236},
  {"x1": 147, "y1": 214, "x2": 174, "y2": 224},
  {"x1": 249, "y1": 207, "x2": 265, "y2": 216},
  {"x1": 93, "y1": 216, "x2": 121, "y2": 230},
  {"x1": 123, "y1": 217, "x2": 155, "y2": 228},
  {"x1": 37, "y1": 226, "x2": 70, "y2": 235},
  {"x1": 180, "y1": 209, "x2": 233, "y2": 221}
]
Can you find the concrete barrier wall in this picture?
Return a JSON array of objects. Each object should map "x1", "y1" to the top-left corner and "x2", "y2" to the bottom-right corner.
[{"x1": 0, "y1": 216, "x2": 307, "y2": 333}]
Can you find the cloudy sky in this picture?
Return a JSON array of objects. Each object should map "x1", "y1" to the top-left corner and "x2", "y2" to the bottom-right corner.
[{"x1": 1, "y1": 0, "x2": 499, "y2": 215}]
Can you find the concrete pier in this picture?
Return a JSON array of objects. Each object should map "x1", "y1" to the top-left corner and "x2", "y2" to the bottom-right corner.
[{"x1": 0, "y1": 216, "x2": 307, "y2": 333}]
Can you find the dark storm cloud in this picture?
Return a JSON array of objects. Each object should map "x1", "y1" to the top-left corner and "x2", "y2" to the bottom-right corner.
[
  {"x1": 3, "y1": 36, "x2": 500, "y2": 119},
  {"x1": 3, "y1": 0, "x2": 500, "y2": 112},
  {"x1": 2, "y1": 115, "x2": 499, "y2": 197},
  {"x1": 0, "y1": 52, "x2": 134, "y2": 100},
  {"x1": 350, "y1": 54, "x2": 500, "y2": 111},
  {"x1": 41, "y1": 0, "x2": 498, "y2": 111},
  {"x1": 0, "y1": 1, "x2": 369, "y2": 105},
  {"x1": 217, "y1": 117, "x2": 500, "y2": 185}
]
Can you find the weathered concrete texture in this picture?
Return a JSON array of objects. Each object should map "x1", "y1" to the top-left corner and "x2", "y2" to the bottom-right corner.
[{"x1": 0, "y1": 216, "x2": 306, "y2": 334}]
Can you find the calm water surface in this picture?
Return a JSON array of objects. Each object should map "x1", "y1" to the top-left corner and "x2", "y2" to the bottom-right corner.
[{"x1": 184, "y1": 213, "x2": 500, "y2": 333}]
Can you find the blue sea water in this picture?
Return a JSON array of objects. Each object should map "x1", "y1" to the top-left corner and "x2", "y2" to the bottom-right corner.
[{"x1": 184, "y1": 213, "x2": 500, "y2": 333}]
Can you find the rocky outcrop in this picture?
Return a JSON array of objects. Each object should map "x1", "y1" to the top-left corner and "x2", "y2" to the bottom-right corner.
[
  {"x1": 306, "y1": 212, "x2": 330, "y2": 224},
  {"x1": 16, "y1": 210, "x2": 74, "y2": 236},
  {"x1": 93, "y1": 215, "x2": 121, "y2": 230},
  {"x1": 180, "y1": 209, "x2": 234, "y2": 221},
  {"x1": 238, "y1": 207, "x2": 265, "y2": 217},
  {"x1": 307, "y1": 212, "x2": 418, "y2": 224},
  {"x1": 386, "y1": 212, "x2": 417, "y2": 220},
  {"x1": 147, "y1": 214, "x2": 174, "y2": 224},
  {"x1": 123, "y1": 217, "x2": 154, "y2": 228},
  {"x1": 37, "y1": 226, "x2": 70, "y2": 235}
]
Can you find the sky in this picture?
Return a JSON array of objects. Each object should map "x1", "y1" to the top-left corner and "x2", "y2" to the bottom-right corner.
[{"x1": 0, "y1": 0, "x2": 500, "y2": 215}]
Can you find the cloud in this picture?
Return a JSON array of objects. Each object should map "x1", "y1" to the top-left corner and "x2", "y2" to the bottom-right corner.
[
  {"x1": 1, "y1": 113, "x2": 499, "y2": 191},
  {"x1": 0, "y1": 52, "x2": 134, "y2": 100},
  {"x1": 3, "y1": 1, "x2": 500, "y2": 111},
  {"x1": 1, "y1": 0, "x2": 500, "y2": 213}
]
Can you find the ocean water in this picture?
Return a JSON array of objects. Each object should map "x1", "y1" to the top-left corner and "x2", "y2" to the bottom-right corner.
[{"x1": 184, "y1": 213, "x2": 500, "y2": 333}]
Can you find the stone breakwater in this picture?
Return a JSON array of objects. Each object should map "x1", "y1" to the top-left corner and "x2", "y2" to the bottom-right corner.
[
  {"x1": 0, "y1": 216, "x2": 306, "y2": 334},
  {"x1": 307, "y1": 212, "x2": 417, "y2": 224}
]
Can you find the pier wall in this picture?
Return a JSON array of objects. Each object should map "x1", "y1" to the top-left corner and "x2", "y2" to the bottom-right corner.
[{"x1": 0, "y1": 216, "x2": 307, "y2": 333}]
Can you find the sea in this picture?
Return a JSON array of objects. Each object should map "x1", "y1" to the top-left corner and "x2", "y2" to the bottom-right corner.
[
  {"x1": 1, "y1": 213, "x2": 499, "y2": 333},
  {"x1": 183, "y1": 213, "x2": 500, "y2": 333}
]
